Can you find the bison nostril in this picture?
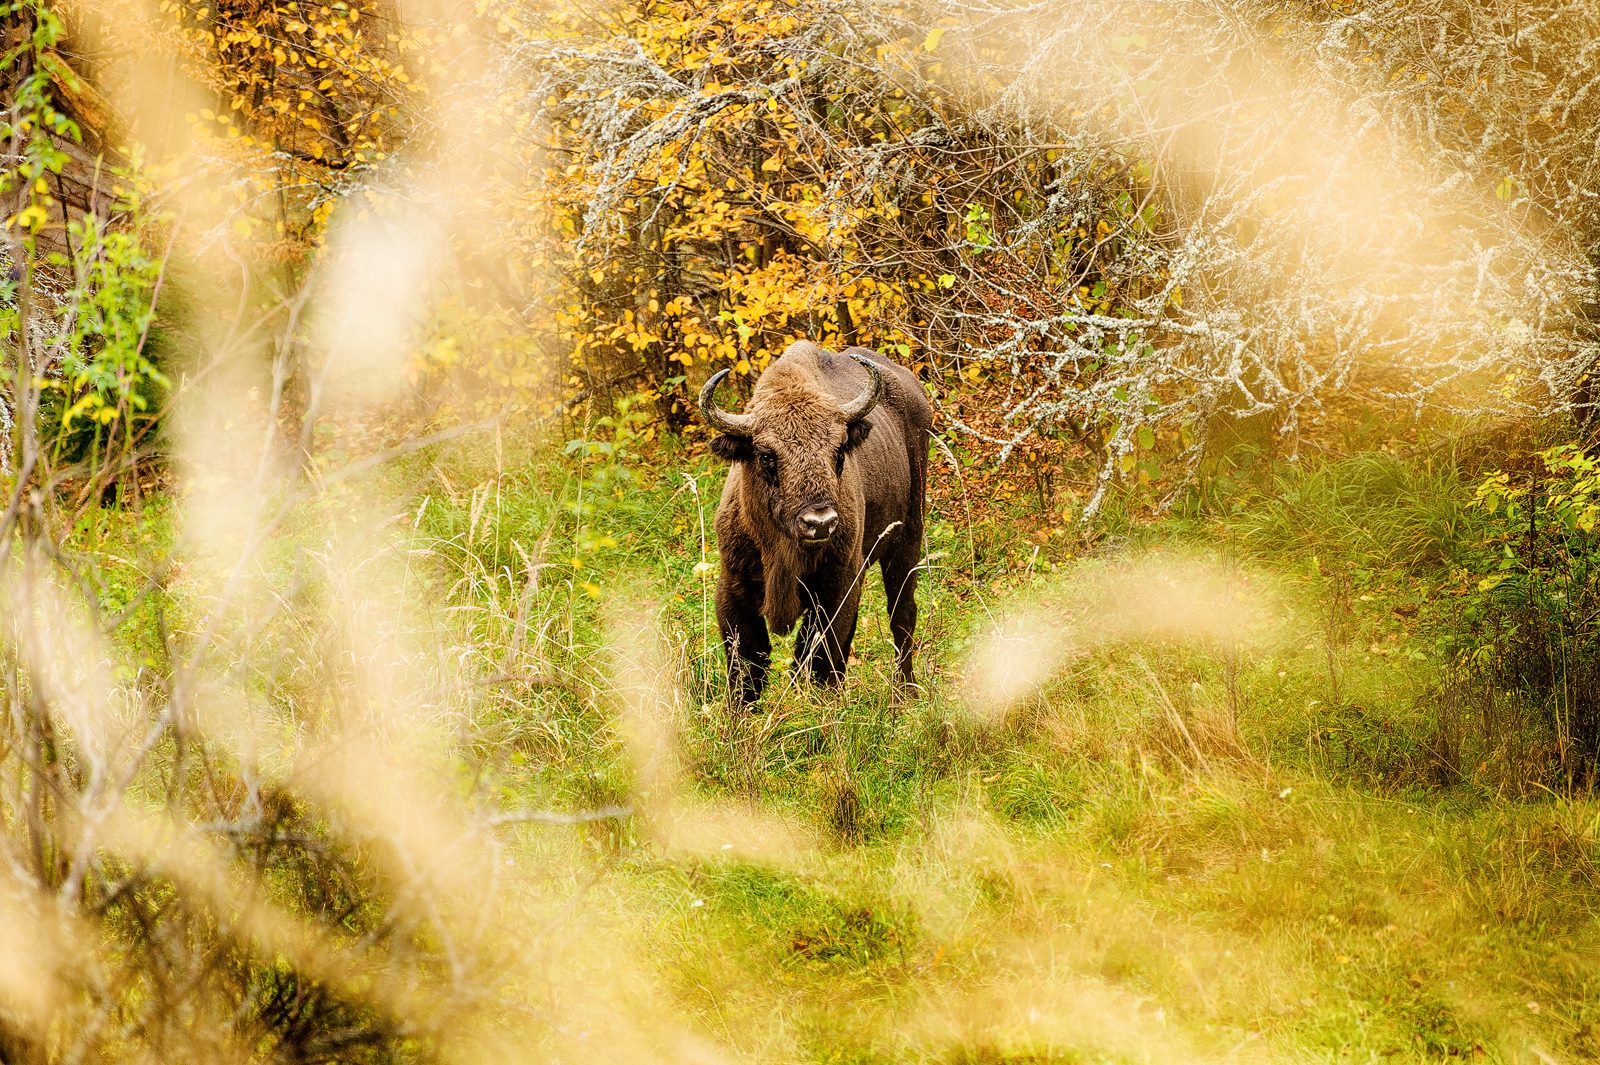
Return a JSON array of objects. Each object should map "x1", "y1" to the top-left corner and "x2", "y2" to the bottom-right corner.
[{"x1": 800, "y1": 507, "x2": 839, "y2": 539}]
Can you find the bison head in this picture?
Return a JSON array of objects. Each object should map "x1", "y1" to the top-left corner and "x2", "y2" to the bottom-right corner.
[{"x1": 700, "y1": 350, "x2": 882, "y2": 550}]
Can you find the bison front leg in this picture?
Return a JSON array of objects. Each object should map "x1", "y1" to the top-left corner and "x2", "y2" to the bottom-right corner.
[
  {"x1": 796, "y1": 565, "x2": 864, "y2": 686},
  {"x1": 716, "y1": 554, "x2": 771, "y2": 709}
]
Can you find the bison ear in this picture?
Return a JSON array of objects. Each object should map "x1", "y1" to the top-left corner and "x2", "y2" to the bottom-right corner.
[
  {"x1": 710, "y1": 434, "x2": 754, "y2": 462},
  {"x1": 843, "y1": 419, "x2": 873, "y2": 454}
]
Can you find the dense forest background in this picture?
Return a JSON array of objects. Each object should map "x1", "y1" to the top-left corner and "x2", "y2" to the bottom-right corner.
[
  {"x1": 3, "y1": 1, "x2": 1600, "y2": 1062},
  {"x1": 18, "y1": 0, "x2": 1600, "y2": 507}
]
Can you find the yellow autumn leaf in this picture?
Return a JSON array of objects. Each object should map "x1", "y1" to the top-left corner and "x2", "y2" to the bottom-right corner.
[
  {"x1": 923, "y1": 27, "x2": 945, "y2": 52},
  {"x1": 13, "y1": 204, "x2": 48, "y2": 230}
]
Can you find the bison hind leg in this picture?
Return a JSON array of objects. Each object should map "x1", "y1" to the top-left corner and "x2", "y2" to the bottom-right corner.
[{"x1": 880, "y1": 547, "x2": 920, "y2": 692}]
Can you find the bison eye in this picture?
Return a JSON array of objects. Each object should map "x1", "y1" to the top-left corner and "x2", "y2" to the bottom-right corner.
[
  {"x1": 757, "y1": 448, "x2": 779, "y2": 483},
  {"x1": 834, "y1": 447, "x2": 846, "y2": 475}
]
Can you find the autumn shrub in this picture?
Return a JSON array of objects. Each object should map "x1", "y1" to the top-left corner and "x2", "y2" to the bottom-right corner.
[
  {"x1": 1433, "y1": 444, "x2": 1600, "y2": 788},
  {"x1": 34, "y1": 191, "x2": 177, "y2": 484},
  {"x1": 515, "y1": 0, "x2": 1600, "y2": 524},
  {"x1": 0, "y1": 8, "x2": 184, "y2": 502}
]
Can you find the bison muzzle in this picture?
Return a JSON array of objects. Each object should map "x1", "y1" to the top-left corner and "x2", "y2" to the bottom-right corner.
[{"x1": 700, "y1": 339, "x2": 932, "y2": 706}]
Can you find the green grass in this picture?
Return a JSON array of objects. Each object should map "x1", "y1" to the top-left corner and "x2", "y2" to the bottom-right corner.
[
  {"x1": 86, "y1": 438, "x2": 1600, "y2": 1063},
  {"x1": 450, "y1": 440, "x2": 1597, "y2": 1061}
]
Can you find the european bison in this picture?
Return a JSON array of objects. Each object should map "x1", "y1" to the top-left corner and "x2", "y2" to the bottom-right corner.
[{"x1": 699, "y1": 339, "x2": 932, "y2": 705}]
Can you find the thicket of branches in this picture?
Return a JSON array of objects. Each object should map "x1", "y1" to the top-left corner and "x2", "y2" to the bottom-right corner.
[
  {"x1": 525, "y1": 0, "x2": 1600, "y2": 513},
  {"x1": 12, "y1": 1, "x2": 1600, "y2": 513}
]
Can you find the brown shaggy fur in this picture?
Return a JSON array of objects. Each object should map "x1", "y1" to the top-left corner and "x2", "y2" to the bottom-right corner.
[{"x1": 705, "y1": 340, "x2": 932, "y2": 706}]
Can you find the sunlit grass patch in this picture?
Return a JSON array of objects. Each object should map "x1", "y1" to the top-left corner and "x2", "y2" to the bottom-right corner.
[{"x1": 36, "y1": 437, "x2": 1600, "y2": 1065}]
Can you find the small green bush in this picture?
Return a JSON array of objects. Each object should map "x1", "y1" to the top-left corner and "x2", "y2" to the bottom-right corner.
[{"x1": 1436, "y1": 444, "x2": 1600, "y2": 787}]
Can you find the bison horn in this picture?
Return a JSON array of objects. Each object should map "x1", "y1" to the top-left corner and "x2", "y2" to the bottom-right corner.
[
  {"x1": 839, "y1": 352, "x2": 884, "y2": 423},
  {"x1": 698, "y1": 368, "x2": 756, "y2": 435}
]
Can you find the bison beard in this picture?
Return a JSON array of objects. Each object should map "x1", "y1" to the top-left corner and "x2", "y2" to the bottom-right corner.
[{"x1": 701, "y1": 340, "x2": 933, "y2": 707}]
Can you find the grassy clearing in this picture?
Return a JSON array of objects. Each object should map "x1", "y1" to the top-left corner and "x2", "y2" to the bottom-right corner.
[{"x1": 81, "y1": 441, "x2": 1600, "y2": 1062}]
